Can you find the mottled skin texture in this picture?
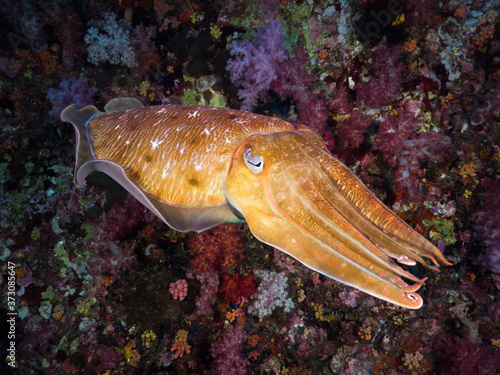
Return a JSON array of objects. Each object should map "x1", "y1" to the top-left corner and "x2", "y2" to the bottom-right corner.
[
  {"x1": 61, "y1": 98, "x2": 450, "y2": 309},
  {"x1": 89, "y1": 105, "x2": 295, "y2": 207}
]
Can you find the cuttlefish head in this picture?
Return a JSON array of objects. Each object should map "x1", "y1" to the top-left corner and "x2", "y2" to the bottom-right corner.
[{"x1": 225, "y1": 126, "x2": 450, "y2": 309}]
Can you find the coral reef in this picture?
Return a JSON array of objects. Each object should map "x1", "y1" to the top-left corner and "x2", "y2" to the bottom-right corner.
[
  {"x1": 1, "y1": 1, "x2": 499, "y2": 374},
  {"x1": 248, "y1": 271, "x2": 295, "y2": 319},
  {"x1": 226, "y1": 20, "x2": 288, "y2": 111},
  {"x1": 46, "y1": 76, "x2": 98, "y2": 117},
  {"x1": 188, "y1": 223, "x2": 246, "y2": 274},
  {"x1": 210, "y1": 324, "x2": 249, "y2": 375},
  {"x1": 85, "y1": 12, "x2": 139, "y2": 68}
]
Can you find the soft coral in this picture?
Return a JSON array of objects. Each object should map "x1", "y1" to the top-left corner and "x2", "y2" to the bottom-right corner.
[
  {"x1": 226, "y1": 20, "x2": 288, "y2": 111},
  {"x1": 188, "y1": 224, "x2": 246, "y2": 274},
  {"x1": 375, "y1": 110, "x2": 451, "y2": 203}
]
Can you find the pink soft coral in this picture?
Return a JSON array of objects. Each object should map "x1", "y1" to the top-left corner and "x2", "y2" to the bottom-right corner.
[
  {"x1": 433, "y1": 332, "x2": 500, "y2": 375},
  {"x1": 355, "y1": 45, "x2": 404, "y2": 109},
  {"x1": 169, "y1": 279, "x2": 188, "y2": 301},
  {"x1": 271, "y1": 48, "x2": 328, "y2": 134},
  {"x1": 375, "y1": 110, "x2": 451, "y2": 202},
  {"x1": 473, "y1": 178, "x2": 500, "y2": 273},
  {"x1": 337, "y1": 109, "x2": 372, "y2": 150},
  {"x1": 210, "y1": 324, "x2": 249, "y2": 375},
  {"x1": 194, "y1": 271, "x2": 219, "y2": 316}
]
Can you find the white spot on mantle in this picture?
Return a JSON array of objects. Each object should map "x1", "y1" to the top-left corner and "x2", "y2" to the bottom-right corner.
[{"x1": 150, "y1": 139, "x2": 163, "y2": 150}]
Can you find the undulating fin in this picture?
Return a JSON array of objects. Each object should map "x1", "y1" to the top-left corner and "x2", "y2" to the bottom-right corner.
[
  {"x1": 75, "y1": 158, "x2": 238, "y2": 233},
  {"x1": 146, "y1": 195, "x2": 242, "y2": 232},
  {"x1": 104, "y1": 97, "x2": 144, "y2": 112},
  {"x1": 60, "y1": 104, "x2": 100, "y2": 187}
]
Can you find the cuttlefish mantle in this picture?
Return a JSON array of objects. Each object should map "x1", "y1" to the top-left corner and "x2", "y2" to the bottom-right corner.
[{"x1": 61, "y1": 97, "x2": 451, "y2": 309}]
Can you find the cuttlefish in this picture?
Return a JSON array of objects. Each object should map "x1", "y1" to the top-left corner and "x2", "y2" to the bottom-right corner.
[{"x1": 61, "y1": 97, "x2": 450, "y2": 309}]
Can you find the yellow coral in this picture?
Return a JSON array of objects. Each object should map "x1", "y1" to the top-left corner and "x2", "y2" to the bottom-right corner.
[
  {"x1": 101, "y1": 275, "x2": 114, "y2": 287},
  {"x1": 491, "y1": 338, "x2": 500, "y2": 349},
  {"x1": 226, "y1": 309, "x2": 236, "y2": 323},
  {"x1": 474, "y1": 25, "x2": 494, "y2": 49},
  {"x1": 393, "y1": 314, "x2": 408, "y2": 326},
  {"x1": 392, "y1": 13, "x2": 405, "y2": 26},
  {"x1": 76, "y1": 299, "x2": 90, "y2": 315},
  {"x1": 116, "y1": 338, "x2": 140, "y2": 365},
  {"x1": 310, "y1": 302, "x2": 336, "y2": 322},
  {"x1": 454, "y1": 4, "x2": 468, "y2": 18},
  {"x1": 297, "y1": 289, "x2": 306, "y2": 303},
  {"x1": 210, "y1": 24, "x2": 222, "y2": 39},
  {"x1": 141, "y1": 330, "x2": 157, "y2": 348},
  {"x1": 138, "y1": 81, "x2": 151, "y2": 96},
  {"x1": 459, "y1": 161, "x2": 477, "y2": 179},
  {"x1": 31, "y1": 228, "x2": 41, "y2": 240},
  {"x1": 40, "y1": 50, "x2": 57, "y2": 72},
  {"x1": 440, "y1": 93, "x2": 452, "y2": 110},
  {"x1": 318, "y1": 49, "x2": 329, "y2": 59}
]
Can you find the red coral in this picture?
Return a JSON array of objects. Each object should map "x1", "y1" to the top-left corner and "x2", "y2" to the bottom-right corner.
[
  {"x1": 130, "y1": 25, "x2": 162, "y2": 76},
  {"x1": 473, "y1": 178, "x2": 500, "y2": 273},
  {"x1": 219, "y1": 273, "x2": 255, "y2": 303},
  {"x1": 210, "y1": 324, "x2": 249, "y2": 375},
  {"x1": 49, "y1": 6, "x2": 85, "y2": 64},
  {"x1": 328, "y1": 83, "x2": 353, "y2": 115},
  {"x1": 195, "y1": 271, "x2": 219, "y2": 315},
  {"x1": 406, "y1": 0, "x2": 440, "y2": 27},
  {"x1": 321, "y1": 130, "x2": 335, "y2": 151},
  {"x1": 18, "y1": 321, "x2": 58, "y2": 362},
  {"x1": 188, "y1": 224, "x2": 246, "y2": 274}
]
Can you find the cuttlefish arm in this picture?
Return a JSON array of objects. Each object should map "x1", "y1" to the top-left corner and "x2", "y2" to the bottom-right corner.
[{"x1": 225, "y1": 129, "x2": 450, "y2": 309}]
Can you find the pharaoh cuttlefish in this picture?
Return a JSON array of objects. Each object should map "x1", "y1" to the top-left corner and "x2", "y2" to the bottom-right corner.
[{"x1": 61, "y1": 98, "x2": 450, "y2": 309}]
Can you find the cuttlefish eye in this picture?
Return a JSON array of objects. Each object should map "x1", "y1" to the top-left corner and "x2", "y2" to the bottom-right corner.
[{"x1": 244, "y1": 148, "x2": 264, "y2": 174}]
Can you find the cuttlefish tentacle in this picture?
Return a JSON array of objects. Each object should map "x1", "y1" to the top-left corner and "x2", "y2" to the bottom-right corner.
[
  {"x1": 269, "y1": 172, "x2": 425, "y2": 289},
  {"x1": 296, "y1": 138, "x2": 451, "y2": 269},
  {"x1": 319, "y1": 148, "x2": 452, "y2": 268},
  {"x1": 61, "y1": 97, "x2": 450, "y2": 309},
  {"x1": 268, "y1": 139, "x2": 423, "y2": 284}
]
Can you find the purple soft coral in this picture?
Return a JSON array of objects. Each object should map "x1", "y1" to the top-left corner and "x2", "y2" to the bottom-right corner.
[
  {"x1": 210, "y1": 324, "x2": 249, "y2": 375},
  {"x1": 226, "y1": 20, "x2": 288, "y2": 111},
  {"x1": 46, "y1": 76, "x2": 97, "y2": 118}
]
